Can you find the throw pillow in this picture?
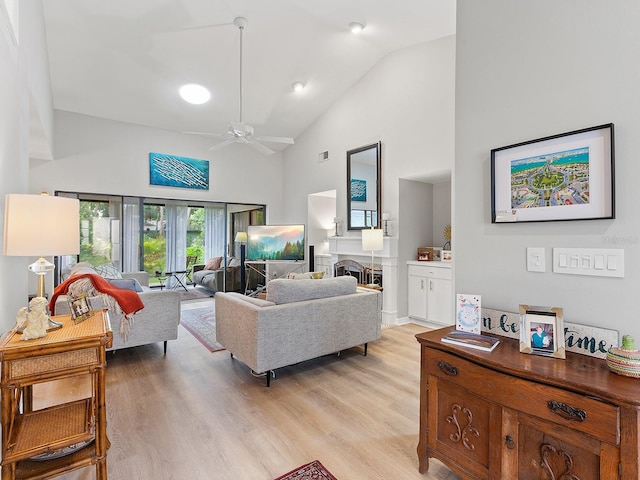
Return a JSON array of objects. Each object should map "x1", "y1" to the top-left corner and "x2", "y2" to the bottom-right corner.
[
  {"x1": 228, "y1": 257, "x2": 241, "y2": 268},
  {"x1": 69, "y1": 262, "x2": 97, "y2": 278},
  {"x1": 107, "y1": 278, "x2": 144, "y2": 292},
  {"x1": 286, "y1": 271, "x2": 325, "y2": 280},
  {"x1": 205, "y1": 257, "x2": 222, "y2": 271},
  {"x1": 94, "y1": 262, "x2": 123, "y2": 279}
]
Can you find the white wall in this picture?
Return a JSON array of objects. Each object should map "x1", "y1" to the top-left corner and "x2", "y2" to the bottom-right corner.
[
  {"x1": 283, "y1": 36, "x2": 456, "y2": 321},
  {"x1": 30, "y1": 110, "x2": 284, "y2": 213},
  {"x1": 283, "y1": 36, "x2": 455, "y2": 227},
  {"x1": 0, "y1": 1, "x2": 47, "y2": 335},
  {"x1": 455, "y1": 0, "x2": 640, "y2": 341}
]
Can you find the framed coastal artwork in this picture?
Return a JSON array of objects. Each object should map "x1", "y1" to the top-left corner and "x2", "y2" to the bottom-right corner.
[
  {"x1": 149, "y1": 152, "x2": 209, "y2": 190},
  {"x1": 491, "y1": 124, "x2": 614, "y2": 223}
]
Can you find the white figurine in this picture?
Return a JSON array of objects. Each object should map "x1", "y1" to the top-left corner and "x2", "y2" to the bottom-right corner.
[{"x1": 20, "y1": 297, "x2": 49, "y2": 340}]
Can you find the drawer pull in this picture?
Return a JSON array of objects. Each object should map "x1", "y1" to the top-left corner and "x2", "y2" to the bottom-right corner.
[
  {"x1": 438, "y1": 361, "x2": 458, "y2": 376},
  {"x1": 547, "y1": 400, "x2": 587, "y2": 422},
  {"x1": 504, "y1": 435, "x2": 515, "y2": 449}
]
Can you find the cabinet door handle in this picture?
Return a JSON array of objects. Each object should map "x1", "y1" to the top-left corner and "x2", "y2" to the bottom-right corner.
[
  {"x1": 421, "y1": 279, "x2": 425, "y2": 290},
  {"x1": 547, "y1": 400, "x2": 587, "y2": 422},
  {"x1": 504, "y1": 435, "x2": 515, "y2": 449},
  {"x1": 429, "y1": 280, "x2": 433, "y2": 291},
  {"x1": 438, "y1": 361, "x2": 458, "y2": 376}
]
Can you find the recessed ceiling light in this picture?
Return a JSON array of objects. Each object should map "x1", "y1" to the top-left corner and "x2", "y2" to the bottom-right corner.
[
  {"x1": 349, "y1": 22, "x2": 365, "y2": 34},
  {"x1": 292, "y1": 82, "x2": 305, "y2": 93},
  {"x1": 179, "y1": 84, "x2": 211, "y2": 105}
]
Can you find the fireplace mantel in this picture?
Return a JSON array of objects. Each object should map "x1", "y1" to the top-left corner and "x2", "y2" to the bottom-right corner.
[{"x1": 328, "y1": 235, "x2": 397, "y2": 258}]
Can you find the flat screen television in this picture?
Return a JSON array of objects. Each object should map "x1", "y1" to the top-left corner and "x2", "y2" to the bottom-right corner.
[{"x1": 246, "y1": 224, "x2": 305, "y2": 261}]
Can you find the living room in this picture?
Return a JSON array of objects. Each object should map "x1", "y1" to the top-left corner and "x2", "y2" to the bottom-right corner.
[{"x1": 3, "y1": 1, "x2": 640, "y2": 479}]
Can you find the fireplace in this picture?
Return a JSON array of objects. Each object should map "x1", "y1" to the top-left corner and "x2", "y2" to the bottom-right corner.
[
  {"x1": 328, "y1": 236, "x2": 398, "y2": 325},
  {"x1": 334, "y1": 259, "x2": 382, "y2": 287}
]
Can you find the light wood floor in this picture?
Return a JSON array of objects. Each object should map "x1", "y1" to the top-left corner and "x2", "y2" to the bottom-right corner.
[{"x1": 35, "y1": 299, "x2": 460, "y2": 480}]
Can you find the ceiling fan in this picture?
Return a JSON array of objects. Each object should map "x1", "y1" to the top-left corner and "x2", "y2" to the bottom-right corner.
[{"x1": 186, "y1": 17, "x2": 294, "y2": 155}]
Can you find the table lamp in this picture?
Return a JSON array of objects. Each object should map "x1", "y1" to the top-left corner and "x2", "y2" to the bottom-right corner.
[
  {"x1": 361, "y1": 227, "x2": 383, "y2": 287},
  {"x1": 3, "y1": 193, "x2": 80, "y2": 328}
]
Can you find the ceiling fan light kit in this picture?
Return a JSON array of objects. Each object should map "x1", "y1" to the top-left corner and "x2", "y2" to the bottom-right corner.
[
  {"x1": 185, "y1": 16, "x2": 294, "y2": 155},
  {"x1": 179, "y1": 84, "x2": 211, "y2": 104},
  {"x1": 292, "y1": 82, "x2": 305, "y2": 93},
  {"x1": 349, "y1": 22, "x2": 365, "y2": 34}
]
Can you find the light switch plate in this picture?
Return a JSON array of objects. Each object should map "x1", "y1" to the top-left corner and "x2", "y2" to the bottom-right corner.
[
  {"x1": 527, "y1": 247, "x2": 545, "y2": 273},
  {"x1": 553, "y1": 248, "x2": 624, "y2": 278}
]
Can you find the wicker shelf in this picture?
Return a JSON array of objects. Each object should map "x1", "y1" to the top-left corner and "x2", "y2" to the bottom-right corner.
[
  {"x1": 0, "y1": 312, "x2": 112, "y2": 480},
  {"x1": 3, "y1": 399, "x2": 93, "y2": 464}
]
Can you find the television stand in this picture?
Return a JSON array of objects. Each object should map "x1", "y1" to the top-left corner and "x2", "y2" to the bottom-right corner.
[{"x1": 244, "y1": 261, "x2": 306, "y2": 296}]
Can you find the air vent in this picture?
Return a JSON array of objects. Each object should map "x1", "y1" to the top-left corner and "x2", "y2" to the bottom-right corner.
[{"x1": 317, "y1": 151, "x2": 329, "y2": 163}]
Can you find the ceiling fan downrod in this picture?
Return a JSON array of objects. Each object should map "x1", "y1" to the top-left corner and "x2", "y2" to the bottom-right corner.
[{"x1": 234, "y1": 17, "x2": 247, "y2": 125}]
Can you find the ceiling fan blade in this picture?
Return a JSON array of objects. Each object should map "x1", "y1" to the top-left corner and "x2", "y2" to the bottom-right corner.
[
  {"x1": 183, "y1": 131, "x2": 226, "y2": 138},
  {"x1": 209, "y1": 139, "x2": 236, "y2": 151},
  {"x1": 253, "y1": 135, "x2": 295, "y2": 145},
  {"x1": 247, "y1": 140, "x2": 275, "y2": 155}
]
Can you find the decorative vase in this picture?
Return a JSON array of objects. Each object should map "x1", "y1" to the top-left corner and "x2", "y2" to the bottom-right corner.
[{"x1": 606, "y1": 335, "x2": 640, "y2": 378}]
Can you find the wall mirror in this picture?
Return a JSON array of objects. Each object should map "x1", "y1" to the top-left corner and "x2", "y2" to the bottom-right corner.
[{"x1": 347, "y1": 142, "x2": 381, "y2": 231}]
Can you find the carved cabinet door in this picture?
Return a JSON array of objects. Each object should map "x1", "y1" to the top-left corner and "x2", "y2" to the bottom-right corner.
[
  {"x1": 517, "y1": 413, "x2": 618, "y2": 480},
  {"x1": 430, "y1": 377, "x2": 499, "y2": 479}
]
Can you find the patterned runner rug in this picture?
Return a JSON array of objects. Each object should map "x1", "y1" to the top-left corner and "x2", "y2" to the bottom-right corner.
[
  {"x1": 274, "y1": 460, "x2": 337, "y2": 480},
  {"x1": 179, "y1": 304, "x2": 224, "y2": 352}
]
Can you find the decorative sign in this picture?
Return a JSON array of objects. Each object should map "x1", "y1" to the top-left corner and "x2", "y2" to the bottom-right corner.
[
  {"x1": 149, "y1": 152, "x2": 209, "y2": 190},
  {"x1": 482, "y1": 307, "x2": 618, "y2": 359}
]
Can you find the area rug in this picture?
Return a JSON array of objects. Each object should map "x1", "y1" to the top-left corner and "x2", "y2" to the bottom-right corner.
[
  {"x1": 179, "y1": 286, "x2": 214, "y2": 302},
  {"x1": 179, "y1": 305, "x2": 224, "y2": 352},
  {"x1": 274, "y1": 460, "x2": 338, "y2": 480}
]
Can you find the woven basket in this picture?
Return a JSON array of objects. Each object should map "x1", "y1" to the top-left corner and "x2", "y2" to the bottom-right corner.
[{"x1": 606, "y1": 335, "x2": 640, "y2": 378}]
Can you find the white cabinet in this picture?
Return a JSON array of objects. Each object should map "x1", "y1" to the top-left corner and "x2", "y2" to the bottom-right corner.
[{"x1": 408, "y1": 262, "x2": 452, "y2": 326}]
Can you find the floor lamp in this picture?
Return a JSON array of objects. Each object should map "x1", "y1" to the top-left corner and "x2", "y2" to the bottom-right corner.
[
  {"x1": 235, "y1": 231, "x2": 247, "y2": 292},
  {"x1": 3, "y1": 193, "x2": 80, "y2": 329},
  {"x1": 361, "y1": 227, "x2": 383, "y2": 287}
]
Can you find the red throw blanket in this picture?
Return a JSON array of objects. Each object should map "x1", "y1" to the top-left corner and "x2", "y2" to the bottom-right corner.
[{"x1": 49, "y1": 273, "x2": 145, "y2": 315}]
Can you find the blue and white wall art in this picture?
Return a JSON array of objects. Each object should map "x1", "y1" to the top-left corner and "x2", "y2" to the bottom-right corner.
[{"x1": 149, "y1": 152, "x2": 209, "y2": 190}]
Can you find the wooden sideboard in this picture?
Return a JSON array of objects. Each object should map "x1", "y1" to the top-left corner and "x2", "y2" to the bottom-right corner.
[
  {"x1": 0, "y1": 311, "x2": 112, "y2": 479},
  {"x1": 416, "y1": 326, "x2": 640, "y2": 479}
]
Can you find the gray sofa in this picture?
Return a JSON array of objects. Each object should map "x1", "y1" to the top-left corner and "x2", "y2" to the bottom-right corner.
[
  {"x1": 215, "y1": 276, "x2": 381, "y2": 386},
  {"x1": 192, "y1": 257, "x2": 242, "y2": 292},
  {"x1": 54, "y1": 270, "x2": 180, "y2": 353}
]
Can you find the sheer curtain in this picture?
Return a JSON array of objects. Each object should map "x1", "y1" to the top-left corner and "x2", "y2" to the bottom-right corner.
[
  {"x1": 165, "y1": 202, "x2": 188, "y2": 288},
  {"x1": 122, "y1": 197, "x2": 140, "y2": 273},
  {"x1": 204, "y1": 206, "x2": 225, "y2": 261}
]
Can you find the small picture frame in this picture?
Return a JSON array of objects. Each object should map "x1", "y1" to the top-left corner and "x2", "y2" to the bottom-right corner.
[
  {"x1": 442, "y1": 250, "x2": 452, "y2": 262},
  {"x1": 417, "y1": 247, "x2": 433, "y2": 261},
  {"x1": 519, "y1": 305, "x2": 565, "y2": 359},
  {"x1": 67, "y1": 293, "x2": 94, "y2": 324}
]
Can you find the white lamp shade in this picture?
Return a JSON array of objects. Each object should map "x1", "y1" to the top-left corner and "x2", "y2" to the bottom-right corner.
[
  {"x1": 3, "y1": 194, "x2": 80, "y2": 256},
  {"x1": 362, "y1": 228, "x2": 384, "y2": 251},
  {"x1": 235, "y1": 231, "x2": 248, "y2": 243}
]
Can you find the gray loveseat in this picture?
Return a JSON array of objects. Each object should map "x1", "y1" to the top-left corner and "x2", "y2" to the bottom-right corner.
[
  {"x1": 54, "y1": 269, "x2": 180, "y2": 353},
  {"x1": 215, "y1": 276, "x2": 381, "y2": 386}
]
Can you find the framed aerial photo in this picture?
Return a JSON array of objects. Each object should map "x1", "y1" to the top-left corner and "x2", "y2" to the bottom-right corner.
[
  {"x1": 519, "y1": 305, "x2": 565, "y2": 359},
  {"x1": 491, "y1": 124, "x2": 614, "y2": 223}
]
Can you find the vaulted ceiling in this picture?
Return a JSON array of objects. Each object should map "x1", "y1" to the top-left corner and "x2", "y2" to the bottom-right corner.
[{"x1": 42, "y1": 0, "x2": 456, "y2": 148}]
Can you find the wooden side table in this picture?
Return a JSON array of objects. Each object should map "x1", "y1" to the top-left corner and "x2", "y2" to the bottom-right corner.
[{"x1": 0, "y1": 310, "x2": 112, "y2": 480}]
